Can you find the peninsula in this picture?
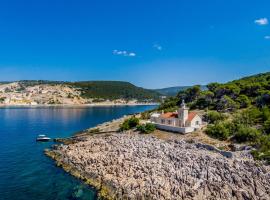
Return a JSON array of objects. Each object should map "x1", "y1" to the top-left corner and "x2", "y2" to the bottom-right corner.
[
  {"x1": 45, "y1": 72, "x2": 270, "y2": 199},
  {"x1": 46, "y1": 114, "x2": 270, "y2": 200}
]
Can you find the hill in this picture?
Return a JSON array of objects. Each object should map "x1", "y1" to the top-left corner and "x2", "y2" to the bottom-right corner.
[
  {"x1": 154, "y1": 85, "x2": 207, "y2": 96},
  {"x1": 0, "y1": 80, "x2": 161, "y2": 105},
  {"x1": 153, "y1": 86, "x2": 190, "y2": 96},
  {"x1": 157, "y1": 72, "x2": 270, "y2": 163},
  {"x1": 70, "y1": 81, "x2": 161, "y2": 101}
]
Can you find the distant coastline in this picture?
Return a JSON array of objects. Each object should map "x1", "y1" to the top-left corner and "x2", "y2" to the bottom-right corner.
[{"x1": 0, "y1": 102, "x2": 159, "y2": 108}]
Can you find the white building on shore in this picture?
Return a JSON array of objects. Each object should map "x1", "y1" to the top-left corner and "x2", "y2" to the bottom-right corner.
[{"x1": 150, "y1": 100, "x2": 202, "y2": 133}]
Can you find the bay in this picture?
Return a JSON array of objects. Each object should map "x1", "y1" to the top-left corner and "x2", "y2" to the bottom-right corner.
[{"x1": 0, "y1": 105, "x2": 156, "y2": 200}]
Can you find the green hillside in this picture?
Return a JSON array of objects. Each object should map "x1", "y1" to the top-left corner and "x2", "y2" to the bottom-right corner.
[
  {"x1": 71, "y1": 81, "x2": 161, "y2": 101},
  {"x1": 158, "y1": 72, "x2": 270, "y2": 163},
  {"x1": 5, "y1": 80, "x2": 161, "y2": 101}
]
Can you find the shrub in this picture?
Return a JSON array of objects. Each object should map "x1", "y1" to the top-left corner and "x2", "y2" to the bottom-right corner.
[
  {"x1": 0, "y1": 97, "x2": 5, "y2": 103},
  {"x1": 205, "y1": 111, "x2": 227, "y2": 124},
  {"x1": 261, "y1": 106, "x2": 270, "y2": 121},
  {"x1": 263, "y1": 119, "x2": 270, "y2": 134},
  {"x1": 136, "y1": 123, "x2": 156, "y2": 134},
  {"x1": 236, "y1": 95, "x2": 251, "y2": 108},
  {"x1": 251, "y1": 135, "x2": 270, "y2": 164},
  {"x1": 205, "y1": 121, "x2": 232, "y2": 140},
  {"x1": 120, "y1": 117, "x2": 139, "y2": 131},
  {"x1": 88, "y1": 128, "x2": 100, "y2": 134},
  {"x1": 233, "y1": 125, "x2": 260, "y2": 143},
  {"x1": 233, "y1": 107, "x2": 261, "y2": 126}
]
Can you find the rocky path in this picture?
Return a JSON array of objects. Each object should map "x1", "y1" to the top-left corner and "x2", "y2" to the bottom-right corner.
[{"x1": 47, "y1": 133, "x2": 270, "y2": 200}]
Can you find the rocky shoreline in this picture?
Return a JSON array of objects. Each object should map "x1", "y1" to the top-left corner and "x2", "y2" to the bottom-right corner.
[{"x1": 46, "y1": 122, "x2": 270, "y2": 200}]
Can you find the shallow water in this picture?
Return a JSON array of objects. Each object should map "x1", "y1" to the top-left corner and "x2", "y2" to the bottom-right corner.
[{"x1": 0, "y1": 105, "x2": 156, "y2": 200}]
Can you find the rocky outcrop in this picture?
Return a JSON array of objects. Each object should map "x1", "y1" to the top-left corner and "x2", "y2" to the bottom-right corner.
[
  {"x1": 48, "y1": 134, "x2": 270, "y2": 200},
  {"x1": 195, "y1": 142, "x2": 233, "y2": 158}
]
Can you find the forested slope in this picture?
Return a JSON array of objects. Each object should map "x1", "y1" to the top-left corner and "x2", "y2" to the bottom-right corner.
[{"x1": 158, "y1": 72, "x2": 270, "y2": 163}]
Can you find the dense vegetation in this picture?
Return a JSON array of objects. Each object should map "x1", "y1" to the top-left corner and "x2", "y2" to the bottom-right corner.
[
  {"x1": 71, "y1": 81, "x2": 161, "y2": 101},
  {"x1": 18, "y1": 80, "x2": 66, "y2": 87},
  {"x1": 158, "y1": 72, "x2": 270, "y2": 163}
]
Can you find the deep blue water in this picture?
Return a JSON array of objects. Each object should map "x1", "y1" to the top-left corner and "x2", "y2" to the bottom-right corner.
[{"x1": 0, "y1": 105, "x2": 156, "y2": 200}]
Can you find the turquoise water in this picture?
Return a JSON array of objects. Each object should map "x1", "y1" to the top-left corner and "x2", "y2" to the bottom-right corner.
[{"x1": 0, "y1": 105, "x2": 156, "y2": 200}]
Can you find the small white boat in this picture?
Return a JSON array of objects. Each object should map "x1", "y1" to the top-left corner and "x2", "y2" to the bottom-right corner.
[
  {"x1": 38, "y1": 134, "x2": 46, "y2": 137},
  {"x1": 36, "y1": 135, "x2": 51, "y2": 142}
]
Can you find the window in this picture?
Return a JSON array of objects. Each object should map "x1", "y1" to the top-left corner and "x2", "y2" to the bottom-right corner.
[
  {"x1": 196, "y1": 121, "x2": 199, "y2": 125},
  {"x1": 161, "y1": 119, "x2": 165, "y2": 124},
  {"x1": 168, "y1": 120, "x2": 171, "y2": 125}
]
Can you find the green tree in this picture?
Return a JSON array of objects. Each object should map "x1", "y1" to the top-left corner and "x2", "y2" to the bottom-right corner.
[
  {"x1": 158, "y1": 97, "x2": 179, "y2": 111},
  {"x1": 195, "y1": 91, "x2": 214, "y2": 109},
  {"x1": 216, "y1": 95, "x2": 239, "y2": 112},
  {"x1": 207, "y1": 82, "x2": 221, "y2": 93},
  {"x1": 215, "y1": 84, "x2": 240, "y2": 99},
  {"x1": 177, "y1": 85, "x2": 201, "y2": 103}
]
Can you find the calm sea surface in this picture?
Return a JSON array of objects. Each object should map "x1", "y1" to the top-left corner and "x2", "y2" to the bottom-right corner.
[{"x1": 0, "y1": 105, "x2": 156, "y2": 200}]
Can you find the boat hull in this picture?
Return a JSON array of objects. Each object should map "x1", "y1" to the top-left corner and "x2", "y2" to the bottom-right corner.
[{"x1": 36, "y1": 137, "x2": 51, "y2": 142}]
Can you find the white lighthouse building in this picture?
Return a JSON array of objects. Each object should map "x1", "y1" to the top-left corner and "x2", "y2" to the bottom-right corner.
[{"x1": 150, "y1": 100, "x2": 202, "y2": 133}]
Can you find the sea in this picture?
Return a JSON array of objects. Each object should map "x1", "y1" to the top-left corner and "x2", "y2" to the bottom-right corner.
[{"x1": 0, "y1": 105, "x2": 156, "y2": 200}]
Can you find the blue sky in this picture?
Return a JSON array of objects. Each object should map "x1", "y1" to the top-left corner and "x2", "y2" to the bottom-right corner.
[{"x1": 0, "y1": 0, "x2": 269, "y2": 88}]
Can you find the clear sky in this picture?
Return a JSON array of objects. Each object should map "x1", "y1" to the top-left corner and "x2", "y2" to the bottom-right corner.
[{"x1": 0, "y1": 0, "x2": 269, "y2": 88}]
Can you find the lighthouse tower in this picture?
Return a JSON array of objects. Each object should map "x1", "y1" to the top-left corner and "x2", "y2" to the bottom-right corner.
[{"x1": 178, "y1": 100, "x2": 189, "y2": 127}]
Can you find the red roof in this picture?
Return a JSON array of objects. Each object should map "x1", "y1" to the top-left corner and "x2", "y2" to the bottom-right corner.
[
  {"x1": 187, "y1": 112, "x2": 197, "y2": 122},
  {"x1": 160, "y1": 111, "x2": 198, "y2": 121},
  {"x1": 160, "y1": 112, "x2": 178, "y2": 118}
]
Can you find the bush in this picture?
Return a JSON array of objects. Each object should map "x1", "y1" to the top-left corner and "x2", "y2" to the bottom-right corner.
[
  {"x1": 261, "y1": 106, "x2": 270, "y2": 121},
  {"x1": 251, "y1": 135, "x2": 270, "y2": 164},
  {"x1": 0, "y1": 97, "x2": 6, "y2": 103},
  {"x1": 205, "y1": 121, "x2": 232, "y2": 140},
  {"x1": 136, "y1": 123, "x2": 156, "y2": 134},
  {"x1": 236, "y1": 95, "x2": 251, "y2": 108},
  {"x1": 263, "y1": 119, "x2": 270, "y2": 134},
  {"x1": 232, "y1": 107, "x2": 261, "y2": 126},
  {"x1": 233, "y1": 125, "x2": 260, "y2": 143},
  {"x1": 205, "y1": 111, "x2": 227, "y2": 124},
  {"x1": 120, "y1": 117, "x2": 139, "y2": 131}
]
